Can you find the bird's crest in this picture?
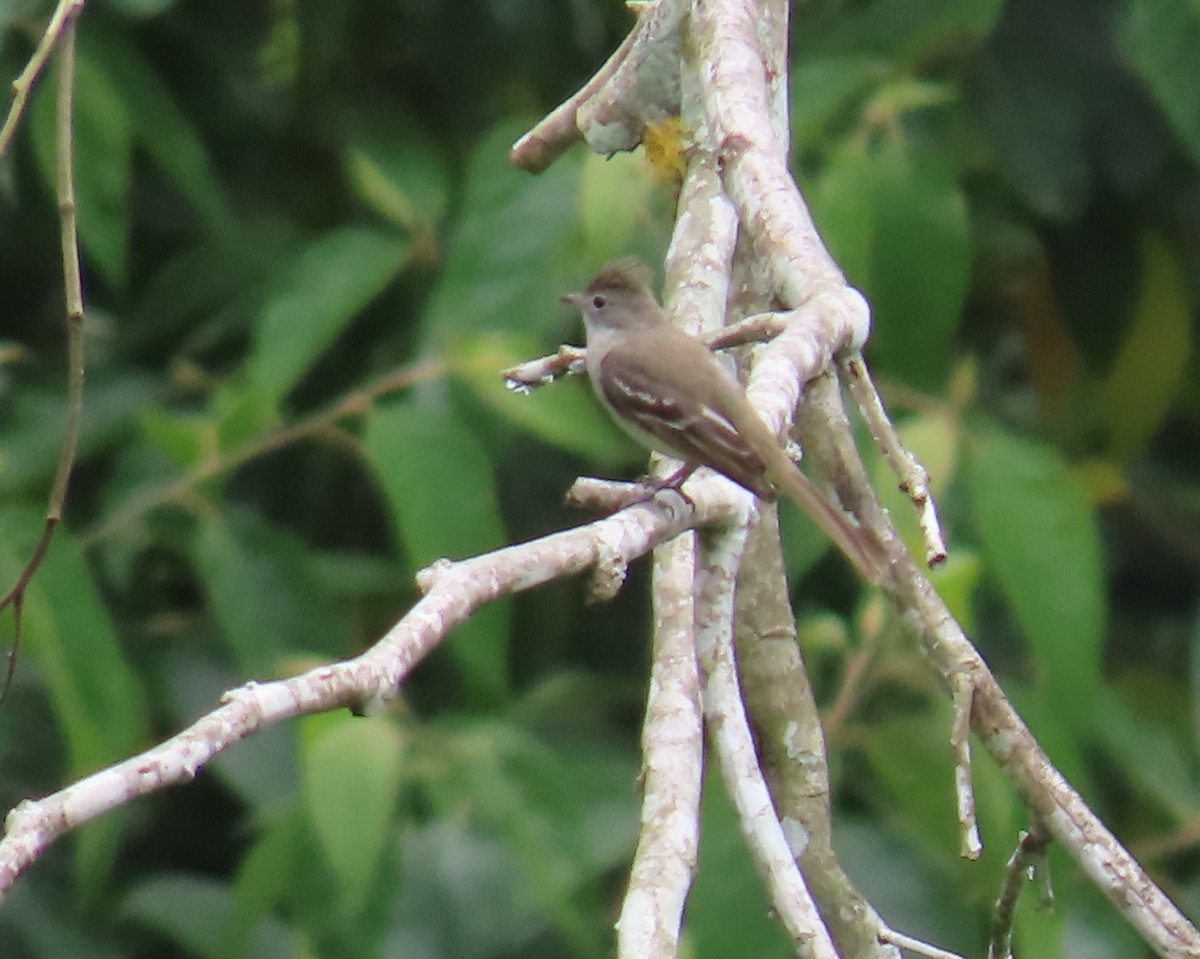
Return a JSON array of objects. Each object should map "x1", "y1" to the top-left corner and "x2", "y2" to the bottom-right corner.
[{"x1": 586, "y1": 257, "x2": 655, "y2": 295}]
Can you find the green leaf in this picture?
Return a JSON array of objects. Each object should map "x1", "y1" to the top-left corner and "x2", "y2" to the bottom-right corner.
[
  {"x1": 579, "y1": 150, "x2": 655, "y2": 263},
  {"x1": 832, "y1": 818, "x2": 983, "y2": 957},
  {"x1": 1093, "y1": 687, "x2": 1198, "y2": 820},
  {"x1": 415, "y1": 721, "x2": 638, "y2": 953},
  {"x1": 364, "y1": 402, "x2": 509, "y2": 703},
  {"x1": 966, "y1": 426, "x2": 1105, "y2": 726},
  {"x1": 805, "y1": 0, "x2": 1003, "y2": 62},
  {"x1": 105, "y1": 0, "x2": 179, "y2": 15},
  {"x1": 0, "y1": 374, "x2": 157, "y2": 497},
  {"x1": 453, "y1": 332, "x2": 633, "y2": 464},
  {"x1": 791, "y1": 54, "x2": 887, "y2": 150},
  {"x1": 30, "y1": 47, "x2": 133, "y2": 289},
  {"x1": 0, "y1": 887, "x2": 123, "y2": 959},
  {"x1": 344, "y1": 108, "x2": 449, "y2": 232},
  {"x1": 250, "y1": 226, "x2": 413, "y2": 401},
  {"x1": 863, "y1": 708, "x2": 1016, "y2": 879},
  {"x1": 810, "y1": 147, "x2": 874, "y2": 288},
  {"x1": 139, "y1": 405, "x2": 214, "y2": 469},
  {"x1": 84, "y1": 25, "x2": 229, "y2": 226},
  {"x1": 1118, "y1": 0, "x2": 1200, "y2": 165},
  {"x1": 301, "y1": 714, "x2": 405, "y2": 915},
  {"x1": 814, "y1": 141, "x2": 969, "y2": 387},
  {"x1": 687, "y1": 782, "x2": 793, "y2": 958},
  {"x1": 421, "y1": 121, "x2": 582, "y2": 347},
  {"x1": 192, "y1": 509, "x2": 349, "y2": 673},
  {"x1": 0, "y1": 509, "x2": 148, "y2": 900},
  {"x1": 222, "y1": 811, "x2": 308, "y2": 958},
  {"x1": 212, "y1": 379, "x2": 282, "y2": 451},
  {"x1": 121, "y1": 874, "x2": 293, "y2": 959},
  {"x1": 392, "y1": 819, "x2": 549, "y2": 959},
  {"x1": 121, "y1": 875, "x2": 230, "y2": 959},
  {"x1": 1103, "y1": 234, "x2": 1192, "y2": 460},
  {"x1": 972, "y1": 53, "x2": 1089, "y2": 219}
]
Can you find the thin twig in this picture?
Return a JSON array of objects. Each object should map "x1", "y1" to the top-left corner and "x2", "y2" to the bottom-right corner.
[
  {"x1": 0, "y1": 11, "x2": 85, "y2": 703},
  {"x1": 0, "y1": 0, "x2": 86, "y2": 158},
  {"x1": 0, "y1": 472, "x2": 747, "y2": 898},
  {"x1": 83, "y1": 358, "x2": 447, "y2": 544},
  {"x1": 843, "y1": 354, "x2": 947, "y2": 567},
  {"x1": 508, "y1": 9, "x2": 641, "y2": 173},
  {"x1": 696, "y1": 495, "x2": 841, "y2": 959},
  {"x1": 951, "y1": 678, "x2": 982, "y2": 860},
  {"x1": 879, "y1": 928, "x2": 968, "y2": 959},
  {"x1": 988, "y1": 822, "x2": 1053, "y2": 959}
]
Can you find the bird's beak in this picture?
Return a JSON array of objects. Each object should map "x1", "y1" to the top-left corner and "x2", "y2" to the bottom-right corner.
[{"x1": 561, "y1": 292, "x2": 584, "y2": 309}]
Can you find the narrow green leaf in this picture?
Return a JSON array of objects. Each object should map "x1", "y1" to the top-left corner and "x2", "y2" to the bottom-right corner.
[
  {"x1": 579, "y1": 151, "x2": 655, "y2": 263},
  {"x1": 1093, "y1": 688, "x2": 1198, "y2": 820},
  {"x1": 121, "y1": 875, "x2": 231, "y2": 959},
  {"x1": 121, "y1": 874, "x2": 294, "y2": 959},
  {"x1": 344, "y1": 108, "x2": 449, "y2": 231},
  {"x1": 364, "y1": 402, "x2": 509, "y2": 703},
  {"x1": 863, "y1": 708, "x2": 1015, "y2": 876},
  {"x1": 392, "y1": 819, "x2": 549, "y2": 959},
  {"x1": 139, "y1": 405, "x2": 214, "y2": 469},
  {"x1": 193, "y1": 509, "x2": 348, "y2": 674},
  {"x1": 251, "y1": 226, "x2": 412, "y2": 401},
  {"x1": 791, "y1": 54, "x2": 887, "y2": 149},
  {"x1": 222, "y1": 811, "x2": 308, "y2": 958},
  {"x1": 0, "y1": 374, "x2": 157, "y2": 497},
  {"x1": 0, "y1": 509, "x2": 148, "y2": 899},
  {"x1": 414, "y1": 721, "x2": 638, "y2": 954},
  {"x1": 1103, "y1": 234, "x2": 1192, "y2": 460},
  {"x1": 966, "y1": 426, "x2": 1105, "y2": 725},
  {"x1": 867, "y1": 143, "x2": 970, "y2": 387},
  {"x1": 1119, "y1": 0, "x2": 1200, "y2": 165},
  {"x1": 301, "y1": 715, "x2": 405, "y2": 914},
  {"x1": 814, "y1": 141, "x2": 969, "y2": 387},
  {"x1": 84, "y1": 26, "x2": 229, "y2": 226},
  {"x1": 421, "y1": 121, "x2": 582, "y2": 346},
  {"x1": 972, "y1": 57, "x2": 1089, "y2": 220}
]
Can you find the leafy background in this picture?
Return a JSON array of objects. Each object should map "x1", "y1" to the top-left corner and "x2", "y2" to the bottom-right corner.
[{"x1": 0, "y1": 0, "x2": 1198, "y2": 956}]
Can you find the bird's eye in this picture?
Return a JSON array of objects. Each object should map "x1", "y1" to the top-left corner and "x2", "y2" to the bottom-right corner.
[{"x1": 591, "y1": 295, "x2": 606, "y2": 309}]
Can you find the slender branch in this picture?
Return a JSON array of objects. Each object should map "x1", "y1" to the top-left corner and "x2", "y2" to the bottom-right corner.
[
  {"x1": 951, "y1": 678, "x2": 982, "y2": 860},
  {"x1": 617, "y1": 534, "x2": 703, "y2": 959},
  {"x1": 83, "y1": 358, "x2": 447, "y2": 544},
  {"x1": 0, "y1": 0, "x2": 86, "y2": 158},
  {"x1": 843, "y1": 355, "x2": 947, "y2": 567},
  {"x1": 696, "y1": 495, "x2": 841, "y2": 959},
  {"x1": 0, "y1": 10, "x2": 85, "y2": 703},
  {"x1": 0, "y1": 477, "x2": 746, "y2": 898},
  {"x1": 51, "y1": 16, "x2": 84, "y2": 519},
  {"x1": 879, "y1": 929, "x2": 967, "y2": 959},
  {"x1": 799, "y1": 372, "x2": 1200, "y2": 959},
  {"x1": 512, "y1": 0, "x2": 686, "y2": 172},
  {"x1": 988, "y1": 822, "x2": 1053, "y2": 959}
]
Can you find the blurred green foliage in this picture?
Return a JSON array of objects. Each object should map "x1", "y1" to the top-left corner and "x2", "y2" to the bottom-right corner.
[{"x1": 1, "y1": 0, "x2": 1199, "y2": 956}]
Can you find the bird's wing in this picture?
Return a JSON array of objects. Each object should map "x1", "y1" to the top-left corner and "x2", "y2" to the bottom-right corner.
[{"x1": 597, "y1": 336, "x2": 771, "y2": 496}]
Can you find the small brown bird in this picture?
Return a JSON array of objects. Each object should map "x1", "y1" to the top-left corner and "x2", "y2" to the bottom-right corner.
[{"x1": 562, "y1": 257, "x2": 882, "y2": 582}]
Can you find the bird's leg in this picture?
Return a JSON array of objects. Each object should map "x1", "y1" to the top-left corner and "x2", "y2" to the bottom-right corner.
[{"x1": 637, "y1": 462, "x2": 698, "y2": 509}]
